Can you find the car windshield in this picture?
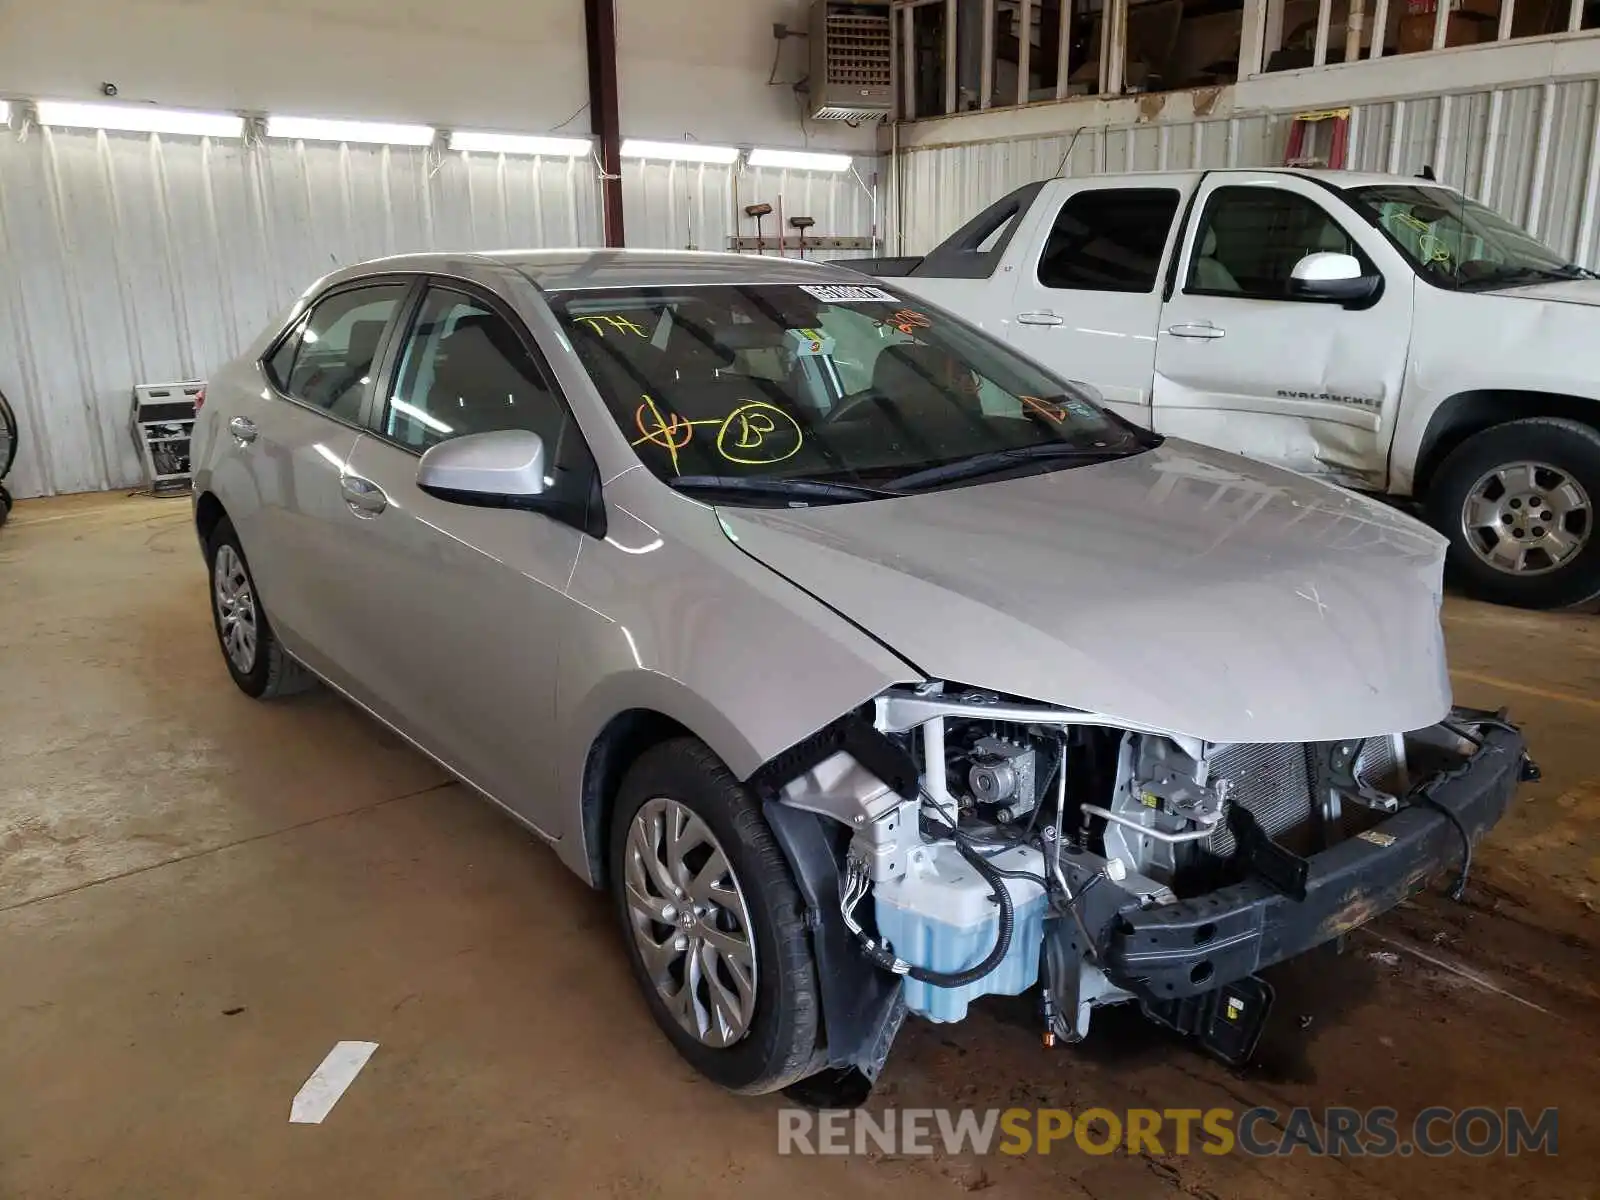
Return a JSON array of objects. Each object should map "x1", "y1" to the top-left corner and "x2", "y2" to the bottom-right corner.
[
  {"x1": 547, "y1": 282, "x2": 1151, "y2": 500},
  {"x1": 1345, "y1": 184, "x2": 1592, "y2": 290}
]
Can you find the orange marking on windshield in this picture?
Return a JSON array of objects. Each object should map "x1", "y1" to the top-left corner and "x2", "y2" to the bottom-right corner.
[
  {"x1": 880, "y1": 308, "x2": 933, "y2": 336},
  {"x1": 632, "y1": 395, "x2": 722, "y2": 473},
  {"x1": 1020, "y1": 395, "x2": 1067, "y2": 423},
  {"x1": 632, "y1": 397, "x2": 804, "y2": 472}
]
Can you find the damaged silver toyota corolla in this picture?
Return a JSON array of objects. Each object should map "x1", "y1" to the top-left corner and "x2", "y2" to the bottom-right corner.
[{"x1": 191, "y1": 250, "x2": 1537, "y2": 1100}]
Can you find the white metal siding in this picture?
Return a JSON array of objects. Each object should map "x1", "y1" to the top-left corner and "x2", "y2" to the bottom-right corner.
[
  {"x1": 892, "y1": 76, "x2": 1600, "y2": 276},
  {"x1": 0, "y1": 129, "x2": 877, "y2": 498}
]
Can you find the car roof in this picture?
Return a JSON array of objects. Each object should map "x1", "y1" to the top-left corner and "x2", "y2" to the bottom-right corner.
[
  {"x1": 1048, "y1": 167, "x2": 1457, "y2": 192},
  {"x1": 317, "y1": 248, "x2": 876, "y2": 292}
]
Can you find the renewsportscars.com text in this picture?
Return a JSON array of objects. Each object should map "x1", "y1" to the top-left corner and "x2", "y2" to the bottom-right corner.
[{"x1": 777, "y1": 1106, "x2": 1558, "y2": 1158}]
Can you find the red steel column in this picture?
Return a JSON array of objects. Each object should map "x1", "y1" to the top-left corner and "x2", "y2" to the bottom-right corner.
[{"x1": 585, "y1": 0, "x2": 625, "y2": 247}]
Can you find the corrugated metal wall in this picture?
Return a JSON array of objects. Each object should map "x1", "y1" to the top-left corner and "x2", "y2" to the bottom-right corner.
[
  {"x1": 623, "y1": 159, "x2": 880, "y2": 258},
  {"x1": 892, "y1": 76, "x2": 1600, "y2": 269},
  {"x1": 0, "y1": 128, "x2": 878, "y2": 498}
]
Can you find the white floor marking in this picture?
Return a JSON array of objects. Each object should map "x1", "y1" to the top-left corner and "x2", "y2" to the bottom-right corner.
[
  {"x1": 1363, "y1": 931, "x2": 1551, "y2": 1015},
  {"x1": 289, "y1": 1041, "x2": 380, "y2": 1124}
]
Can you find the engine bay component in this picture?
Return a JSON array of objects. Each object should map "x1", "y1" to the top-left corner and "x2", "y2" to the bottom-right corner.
[
  {"x1": 778, "y1": 684, "x2": 1531, "y2": 1069},
  {"x1": 967, "y1": 735, "x2": 1039, "y2": 822},
  {"x1": 873, "y1": 841, "x2": 1047, "y2": 1022}
]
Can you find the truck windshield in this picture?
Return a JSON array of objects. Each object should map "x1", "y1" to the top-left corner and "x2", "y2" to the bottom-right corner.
[
  {"x1": 547, "y1": 283, "x2": 1150, "y2": 498},
  {"x1": 1345, "y1": 184, "x2": 1592, "y2": 290}
]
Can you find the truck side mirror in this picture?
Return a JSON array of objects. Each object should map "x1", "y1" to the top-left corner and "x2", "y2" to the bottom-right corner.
[{"x1": 1289, "y1": 252, "x2": 1382, "y2": 305}]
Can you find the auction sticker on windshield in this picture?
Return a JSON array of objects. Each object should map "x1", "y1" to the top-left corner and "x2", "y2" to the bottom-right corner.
[{"x1": 798, "y1": 284, "x2": 901, "y2": 304}]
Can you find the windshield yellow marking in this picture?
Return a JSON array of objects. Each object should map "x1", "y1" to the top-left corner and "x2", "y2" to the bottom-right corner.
[
  {"x1": 715, "y1": 402, "x2": 803, "y2": 465},
  {"x1": 632, "y1": 397, "x2": 806, "y2": 472},
  {"x1": 633, "y1": 394, "x2": 709, "y2": 473},
  {"x1": 577, "y1": 314, "x2": 650, "y2": 338}
]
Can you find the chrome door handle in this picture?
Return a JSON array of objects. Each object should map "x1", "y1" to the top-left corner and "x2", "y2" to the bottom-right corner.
[
  {"x1": 1016, "y1": 310, "x2": 1064, "y2": 326},
  {"x1": 340, "y1": 475, "x2": 388, "y2": 517},
  {"x1": 1165, "y1": 322, "x2": 1226, "y2": 339},
  {"x1": 229, "y1": 416, "x2": 258, "y2": 443}
]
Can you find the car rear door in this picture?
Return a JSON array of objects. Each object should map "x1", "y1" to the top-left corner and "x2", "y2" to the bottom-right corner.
[
  {"x1": 1006, "y1": 181, "x2": 1187, "y2": 427},
  {"x1": 1152, "y1": 173, "x2": 1412, "y2": 489},
  {"x1": 238, "y1": 279, "x2": 413, "y2": 683},
  {"x1": 336, "y1": 279, "x2": 594, "y2": 830}
]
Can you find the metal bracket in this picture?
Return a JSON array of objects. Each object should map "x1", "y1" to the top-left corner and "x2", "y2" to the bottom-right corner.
[{"x1": 727, "y1": 235, "x2": 874, "y2": 251}]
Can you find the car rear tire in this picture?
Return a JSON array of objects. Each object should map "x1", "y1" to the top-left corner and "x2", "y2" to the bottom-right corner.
[
  {"x1": 205, "y1": 517, "x2": 313, "y2": 699},
  {"x1": 1426, "y1": 417, "x2": 1600, "y2": 610},
  {"x1": 608, "y1": 737, "x2": 820, "y2": 1094}
]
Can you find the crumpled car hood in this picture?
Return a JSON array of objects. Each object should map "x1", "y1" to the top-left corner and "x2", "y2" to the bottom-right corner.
[{"x1": 719, "y1": 440, "x2": 1452, "y2": 745}]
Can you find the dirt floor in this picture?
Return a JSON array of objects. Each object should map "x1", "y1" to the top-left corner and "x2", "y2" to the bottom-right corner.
[{"x1": 2, "y1": 491, "x2": 1596, "y2": 1198}]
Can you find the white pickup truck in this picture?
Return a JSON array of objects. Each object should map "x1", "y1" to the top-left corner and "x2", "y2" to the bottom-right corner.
[{"x1": 852, "y1": 168, "x2": 1600, "y2": 610}]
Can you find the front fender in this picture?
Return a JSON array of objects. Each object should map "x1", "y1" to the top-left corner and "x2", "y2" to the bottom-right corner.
[{"x1": 548, "y1": 476, "x2": 920, "y2": 883}]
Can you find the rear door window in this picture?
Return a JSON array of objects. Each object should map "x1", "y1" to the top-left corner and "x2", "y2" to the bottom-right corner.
[
  {"x1": 268, "y1": 284, "x2": 409, "y2": 422},
  {"x1": 1037, "y1": 188, "x2": 1181, "y2": 293}
]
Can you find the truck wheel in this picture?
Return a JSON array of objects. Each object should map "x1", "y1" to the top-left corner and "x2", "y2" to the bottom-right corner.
[
  {"x1": 1426, "y1": 417, "x2": 1600, "y2": 610},
  {"x1": 608, "y1": 737, "x2": 820, "y2": 1094}
]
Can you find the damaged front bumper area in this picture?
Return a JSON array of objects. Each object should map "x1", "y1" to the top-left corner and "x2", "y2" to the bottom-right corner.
[
  {"x1": 1101, "y1": 715, "x2": 1529, "y2": 1002},
  {"x1": 759, "y1": 693, "x2": 1535, "y2": 1086}
]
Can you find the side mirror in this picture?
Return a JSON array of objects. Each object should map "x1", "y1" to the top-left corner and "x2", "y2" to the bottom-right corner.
[
  {"x1": 1289, "y1": 252, "x2": 1382, "y2": 304},
  {"x1": 416, "y1": 429, "x2": 548, "y2": 507}
]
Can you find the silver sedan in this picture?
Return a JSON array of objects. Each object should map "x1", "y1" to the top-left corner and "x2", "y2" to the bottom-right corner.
[{"x1": 193, "y1": 250, "x2": 1528, "y2": 1095}]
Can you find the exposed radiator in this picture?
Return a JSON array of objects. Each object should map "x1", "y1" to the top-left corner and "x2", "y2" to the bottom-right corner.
[{"x1": 1205, "y1": 743, "x2": 1314, "y2": 859}]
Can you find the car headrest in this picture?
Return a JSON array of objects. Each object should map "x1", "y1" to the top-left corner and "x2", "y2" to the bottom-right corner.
[
  {"x1": 346, "y1": 320, "x2": 387, "y2": 370},
  {"x1": 871, "y1": 342, "x2": 978, "y2": 402},
  {"x1": 1201, "y1": 227, "x2": 1219, "y2": 258},
  {"x1": 1315, "y1": 221, "x2": 1349, "y2": 252}
]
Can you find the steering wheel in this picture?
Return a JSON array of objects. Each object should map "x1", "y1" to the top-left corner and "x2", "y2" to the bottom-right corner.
[{"x1": 822, "y1": 390, "x2": 889, "y2": 426}]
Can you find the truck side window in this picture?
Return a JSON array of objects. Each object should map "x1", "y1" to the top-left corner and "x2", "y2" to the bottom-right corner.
[
  {"x1": 1187, "y1": 187, "x2": 1358, "y2": 299},
  {"x1": 1036, "y1": 188, "x2": 1180, "y2": 293}
]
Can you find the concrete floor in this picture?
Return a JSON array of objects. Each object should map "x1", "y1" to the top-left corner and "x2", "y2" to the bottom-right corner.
[{"x1": 2, "y1": 491, "x2": 1597, "y2": 1198}]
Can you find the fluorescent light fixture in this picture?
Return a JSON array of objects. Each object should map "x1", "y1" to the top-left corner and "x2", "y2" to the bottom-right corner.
[
  {"x1": 747, "y1": 148, "x2": 853, "y2": 172},
  {"x1": 266, "y1": 116, "x2": 434, "y2": 146},
  {"x1": 34, "y1": 100, "x2": 244, "y2": 138},
  {"x1": 449, "y1": 130, "x2": 591, "y2": 156},
  {"x1": 620, "y1": 138, "x2": 740, "y2": 164},
  {"x1": 1, "y1": 101, "x2": 10, "y2": 126}
]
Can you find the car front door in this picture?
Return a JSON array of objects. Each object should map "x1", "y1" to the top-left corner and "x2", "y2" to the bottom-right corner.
[
  {"x1": 336, "y1": 281, "x2": 594, "y2": 831},
  {"x1": 1006, "y1": 182, "x2": 1185, "y2": 427},
  {"x1": 1152, "y1": 174, "x2": 1413, "y2": 490},
  {"x1": 239, "y1": 280, "x2": 412, "y2": 683}
]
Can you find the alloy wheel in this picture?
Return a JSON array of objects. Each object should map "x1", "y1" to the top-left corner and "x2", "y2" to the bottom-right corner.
[
  {"x1": 213, "y1": 544, "x2": 259, "y2": 673},
  {"x1": 1461, "y1": 460, "x2": 1592, "y2": 576},
  {"x1": 622, "y1": 797, "x2": 758, "y2": 1048}
]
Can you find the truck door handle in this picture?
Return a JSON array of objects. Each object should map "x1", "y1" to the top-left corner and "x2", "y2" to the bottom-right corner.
[
  {"x1": 340, "y1": 475, "x2": 388, "y2": 517},
  {"x1": 1016, "y1": 310, "x2": 1064, "y2": 326},
  {"x1": 1166, "y1": 322, "x2": 1226, "y2": 339},
  {"x1": 228, "y1": 416, "x2": 258, "y2": 443}
]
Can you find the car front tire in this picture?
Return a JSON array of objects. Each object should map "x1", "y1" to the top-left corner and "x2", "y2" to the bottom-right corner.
[
  {"x1": 1427, "y1": 417, "x2": 1600, "y2": 610},
  {"x1": 205, "y1": 517, "x2": 313, "y2": 699},
  {"x1": 608, "y1": 737, "x2": 821, "y2": 1094}
]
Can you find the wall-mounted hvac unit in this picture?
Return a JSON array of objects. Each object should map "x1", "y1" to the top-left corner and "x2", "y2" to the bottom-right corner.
[{"x1": 808, "y1": 0, "x2": 892, "y2": 122}]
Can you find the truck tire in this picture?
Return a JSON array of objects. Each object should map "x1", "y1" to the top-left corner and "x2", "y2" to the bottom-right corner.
[
  {"x1": 1426, "y1": 417, "x2": 1600, "y2": 610},
  {"x1": 609, "y1": 737, "x2": 821, "y2": 1094}
]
